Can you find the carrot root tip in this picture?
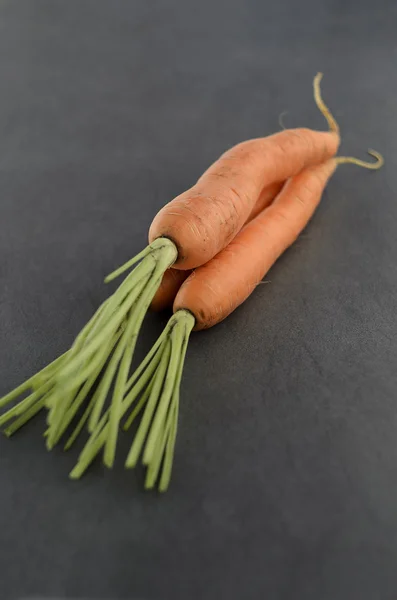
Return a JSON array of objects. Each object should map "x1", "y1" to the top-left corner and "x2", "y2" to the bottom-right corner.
[{"x1": 336, "y1": 149, "x2": 384, "y2": 170}]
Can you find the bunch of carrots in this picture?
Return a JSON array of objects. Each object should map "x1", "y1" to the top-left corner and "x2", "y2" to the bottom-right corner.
[{"x1": 0, "y1": 74, "x2": 383, "y2": 491}]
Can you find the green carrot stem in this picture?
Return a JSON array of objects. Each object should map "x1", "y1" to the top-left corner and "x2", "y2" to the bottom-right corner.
[
  {"x1": 142, "y1": 325, "x2": 183, "y2": 465},
  {"x1": 122, "y1": 380, "x2": 155, "y2": 432},
  {"x1": 50, "y1": 240, "x2": 176, "y2": 447},
  {"x1": 0, "y1": 390, "x2": 41, "y2": 428},
  {"x1": 103, "y1": 264, "x2": 167, "y2": 467},
  {"x1": 67, "y1": 300, "x2": 109, "y2": 356},
  {"x1": 0, "y1": 351, "x2": 68, "y2": 410},
  {"x1": 48, "y1": 329, "x2": 123, "y2": 449},
  {"x1": 3, "y1": 395, "x2": 49, "y2": 437},
  {"x1": 86, "y1": 325, "x2": 131, "y2": 432},
  {"x1": 68, "y1": 311, "x2": 192, "y2": 482},
  {"x1": 68, "y1": 370, "x2": 156, "y2": 478},
  {"x1": 56, "y1": 239, "x2": 175, "y2": 394},
  {"x1": 57, "y1": 288, "x2": 143, "y2": 385},
  {"x1": 158, "y1": 402, "x2": 179, "y2": 492},
  {"x1": 69, "y1": 427, "x2": 108, "y2": 479},
  {"x1": 2, "y1": 238, "x2": 179, "y2": 479},
  {"x1": 145, "y1": 395, "x2": 175, "y2": 489},
  {"x1": 123, "y1": 310, "x2": 194, "y2": 490},
  {"x1": 104, "y1": 238, "x2": 176, "y2": 283},
  {"x1": 125, "y1": 342, "x2": 172, "y2": 468},
  {"x1": 0, "y1": 373, "x2": 57, "y2": 428},
  {"x1": 123, "y1": 318, "x2": 173, "y2": 395}
]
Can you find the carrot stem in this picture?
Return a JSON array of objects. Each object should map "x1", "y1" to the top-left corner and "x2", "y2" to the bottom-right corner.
[
  {"x1": 3, "y1": 399, "x2": 45, "y2": 437},
  {"x1": 49, "y1": 329, "x2": 123, "y2": 449},
  {"x1": 0, "y1": 238, "x2": 178, "y2": 450},
  {"x1": 68, "y1": 310, "x2": 193, "y2": 487},
  {"x1": 123, "y1": 310, "x2": 194, "y2": 490},
  {"x1": 105, "y1": 238, "x2": 176, "y2": 282},
  {"x1": 0, "y1": 351, "x2": 68, "y2": 410}
]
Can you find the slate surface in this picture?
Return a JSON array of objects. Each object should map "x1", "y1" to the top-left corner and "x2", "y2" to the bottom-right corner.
[{"x1": 1, "y1": 1, "x2": 396, "y2": 599}]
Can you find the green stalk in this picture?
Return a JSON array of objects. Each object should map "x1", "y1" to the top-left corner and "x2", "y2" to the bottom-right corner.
[
  {"x1": 122, "y1": 309, "x2": 195, "y2": 490},
  {"x1": 0, "y1": 351, "x2": 69, "y2": 410},
  {"x1": 69, "y1": 344, "x2": 163, "y2": 469},
  {"x1": 145, "y1": 319, "x2": 190, "y2": 491},
  {"x1": 69, "y1": 378, "x2": 157, "y2": 479},
  {"x1": 4, "y1": 389, "x2": 54, "y2": 437},
  {"x1": 125, "y1": 341, "x2": 172, "y2": 468},
  {"x1": 4, "y1": 399, "x2": 46, "y2": 437},
  {"x1": 104, "y1": 238, "x2": 174, "y2": 282},
  {"x1": 159, "y1": 326, "x2": 190, "y2": 492},
  {"x1": 142, "y1": 324, "x2": 183, "y2": 465},
  {"x1": 0, "y1": 238, "x2": 177, "y2": 451},
  {"x1": 0, "y1": 387, "x2": 44, "y2": 428},
  {"x1": 47, "y1": 329, "x2": 123, "y2": 449},
  {"x1": 103, "y1": 244, "x2": 175, "y2": 468},
  {"x1": 68, "y1": 311, "x2": 193, "y2": 483}
]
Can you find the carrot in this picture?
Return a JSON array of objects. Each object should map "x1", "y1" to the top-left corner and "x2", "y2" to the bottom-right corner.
[
  {"x1": 151, "y1": 180, "x2": 284, "y2": 311},
  {"x1": 149, "y1": 129, "x2": 338, "y2": 270},
  {"x1": 70, "y1": 145, "x2": 383, "y2": 491},
  {"x1": 0, "y1": 74, "x2": 337, "y2": 455},
  {"x1": 150, "y1": 268, "x2": 190, "y2": 312},
  {"x1": 0, "y1": 73, "x2": 376, "y2": 487},
  {"x1": 248, "y1": 180, "x2": 286, "y2": 221},
  {"x1": 68, "y1": 72, "x2": 382, "y2": 489},
  {"x1": 175, "y1": 159, "x2": 338, "y2": 330}
]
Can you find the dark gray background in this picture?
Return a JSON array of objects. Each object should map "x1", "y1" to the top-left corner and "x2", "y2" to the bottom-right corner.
[{"x1": 0, "y1": 1, "x2": 396, "y2": 599}]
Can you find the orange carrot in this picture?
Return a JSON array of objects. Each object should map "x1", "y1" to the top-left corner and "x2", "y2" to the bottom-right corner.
[
  {"x1": 151, "y1": 180, "x2": 284, "y2": 311},
  {"x1": 248, "y1": 180, "x2": 285, "y2": 221},
  {"x1": 2, "y1": 73, "x2": 377, "y2": 491},
  {"x1": 174, "y1": 144, "x2": 387, "y2": 331},
  {"x1": 69, "y1": 144, "x2": 383, "y2": 491},
  {"x1": 149, "y1": 129, "x2": 339, "y2": 270},
  {"x1": 174, "y1": 159, "x2": 337, "y2": 329},
  {"x1": 150, "y1": 268, "x2": 189, "y2": 312},
  {"x1": 1, "y1": 73, "x2": 337, "y2": 468}
]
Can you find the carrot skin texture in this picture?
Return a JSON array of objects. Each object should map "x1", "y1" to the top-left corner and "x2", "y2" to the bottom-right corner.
[
  {"x1": 247, "y1": 180, "x2": 285, "y2": 221},
  {"x1": 150, "y1": 180, "x2": 284, "y2": 311},
  {"x1": 149, "y1": 130, "x2": 339, "y2": 270},
  {"x1": 173, "y1": 159, "x2": 337, "y2": 330},
  {"x1": 150, "y1": 268, "x2": 190, "y2": 312}
]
